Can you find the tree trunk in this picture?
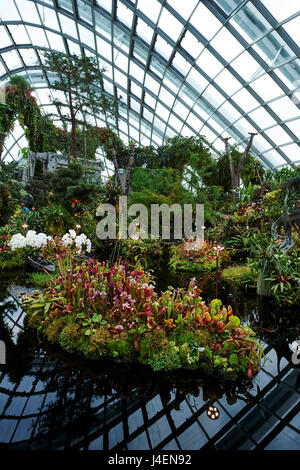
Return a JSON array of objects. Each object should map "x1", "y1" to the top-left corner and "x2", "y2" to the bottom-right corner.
[
  {"x1": 111, "y1": 148, "x2": 122, "y2": 188},
  {"x1": 124, "y1": 143, "x2": 135, "y2": 196},
  {"x1": 223, "y1": 133, "x2": 257, "y2": 198},
  {"x1": 236, "y1": 133, "x2": 257, "y2": 183},
  {"x1": 223, "y1": 137, "x2": 235, "y2": 186},
  {"x1": 83, "y1": 127, "x2": 87, "y2": 181},
  {"x1": 223, "y1": 137, "x2": 238, "y2": 198},
  {"x1": 0, "y1": 134, "x2": 5, "y2": 160},
  {"x1": 69, "y1": 93, "x2": 77, "y2": 162},
  {"x1": 67, "y1": 72, "x2": 77, "y2": 162}
]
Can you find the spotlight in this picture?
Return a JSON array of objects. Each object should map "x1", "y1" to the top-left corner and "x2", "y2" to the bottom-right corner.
[{"x1": 206, "y1": 405, "x2": 220, "y2": 420}]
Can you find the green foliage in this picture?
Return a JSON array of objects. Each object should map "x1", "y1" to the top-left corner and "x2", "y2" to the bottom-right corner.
[
  {"x1": 263, "y1": 166, "x2": 300, "y2": 185},
  {"x1": 234, "y1": 182, "x2": 259, "y2": 207},
  {"x1": 120, "y1": 238, "x2": 165, "y2": 266},
  {"x1": 42, "y1": 51, "x2": 118, "y2": 160},
  {"x1": 0, "y1": 161, "x2": 29, "y2": 223},
  {"x1": 27, "y1": 269, "x2": 59, "y2": 288},
  {"x1": 59, "y1": 324, "x2": 81, "y2": 350},
  {"x1": 229, "y1": 353, "x2": 239, "y2": 366},
  {"x1": 221, "y1": 265, "x2": 255, "y2": 287},
  {"x1": 155, "y1": 135, "x2": 213, "y2": 172},
  {"x1": 250, "y1": 246, "x2": 300, "y2": 306},
  {"x1": 40, "y1": 204, "x2": 74, "y2": 236},
  {"x1": 130, "y1": 167, "x2": 192, "y2": 202},
  {"x1": 107, "y1": 338, "x2": 134, "y2": 359},
  {"x1": 49, "y1": 163, "x2": 100, "y2": 214},
  {"x1": 0, "y1": 75, "x2": 57, "y2": 155},
  {"x1": 148, "y1": 347, "x2": 182, "y2": 371},
  {"x1": 0, "y1": 249, "x2": 25, "y2": 271},
  {"x1": 216, "y1": 146, "x2": 264, "y2": 193},
  {"x1": 44, "y1": 317, "x2": 68, "y2": 344},
  {"x1": 169, "y1": 241, "x2": 230, "y2": 273}
]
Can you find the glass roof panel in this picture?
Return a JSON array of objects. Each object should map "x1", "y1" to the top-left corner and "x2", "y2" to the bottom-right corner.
[
  {"x1": 253, "y1": 31, "x2": 296, "y2": 67},
  {"x1": 19, "y1": 48, "x2": 37, "y2": 66},
  {"x1": 250, "y1": 74, "x2": 283, "y2": 101},
  {"x1": 172, "y1": 52, "x2": 190, "y2": 76},
  {"x1": 263, "y1": 0, "x2": 299, "y2": 22},
  {"x1": 0, "y1": 0, "x2": 20, "y2": 21},
  {"x1": 181, "y1": 31, "x2": 204, "y2": 58},
  {"x1": 117, "y1": 2, "x2": 133, "y2": 28},
  {"x1": 136, "y1": 18, "x2": 154, "y2": 44},
  {"x1": 155, "y1": 35, "x2": 173, "y2": 61},
  {"x1": 262, "y1": 149, "x2": 287, "y2": 167},
  {"x1": 214, "y1": 0, "x2": 244, "y2": 16},
  {"x1": 96, "y1": 0, "x2": 112, "y2": 14},
  {"x1": 282, "y1": 143, "x2": 300, "y2": 161},
  {"x1": 283, "y1": 16, "x2": 300, "y2": 48},
  {"x1": 59, "y1": 14, "x2": 78, "y2": 39},
  {"x1": 210, "y1": 28, "x2": 244, "y2": 62},
  {"x1": 78, "y1": 24, "x2": 94, "y2": 46},
  {"x1": 214, "y1": 69, "x2": 241, "y2": 96},
  {"x1": 196, "y1": 49, "x2": 223, "y2": 77},
  {"x1": 190, "y1": 3, "x2": 222, "y2": 40},
  {"x1": 247, "y1": 107, "x2": 277, "y2": 129},
  {"x1": 26, "y1": 26, "x2": 49, "y2": 48},
  {"x1": 137, "y1": 0, "x2": 161, "y2": 24},
  {"x1": 158, "y1": 8, "x2": 183, "y2": 42},
  {"x1": 273, "y1": 58, "x2": 300, "y2": 90},
  {"x1": 45, "y1": 31, "x2": 65, "y2": 52},
  {"x1": 268, "y1": 96, "x2": 300, "y2": 121},
  {"x1": 231, "y1": 51, "x2": 260, "y2": 82},
  {"x1": 0, "y1": 0, "x2": 299, "y2": 169},
  {"x1": 167, "y1": 0, "x2": 198, "y2": 21},
  {"x1": 230, "y1": 3, "x2": 272, "y2": 44},
  {"x1": 2, "y1": 50, "x2": 22, "y2": 70},
  {"x1": 8, "y1": 24, "x2": 30, "y2": 44},
  {"x1": 15, "y1": 0, "x2": 40, "y2": 24},
  {"x1": 0, "y1": 26, "x2": 12, "y2": 48},
  {"x1": 286, "y1": 119, "x2": 300, "y2": 137},
  {"x1": 265, "y1": 126, "x2": 293, "y2": 146}
]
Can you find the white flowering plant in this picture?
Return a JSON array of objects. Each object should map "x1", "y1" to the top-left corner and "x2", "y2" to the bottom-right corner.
[
  {"x1": 40, "y1": 229, "x2": 91, "y2": 259},
  {"x1": 7, "y1": 229, "x2": 92, "y2": 259},
  {"x1": 8, "y1": 230, "x2": 53, "y2": 252},
  {"x1": 61, "y1": 229, "x2": 92, "y2": 254}
]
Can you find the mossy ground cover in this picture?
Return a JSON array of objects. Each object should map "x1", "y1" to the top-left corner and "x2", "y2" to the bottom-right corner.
[
  {"x1": 27, "y1": 268, "x2": 59, "y2": 288},
  {"x1": 221, "y1": 265, "x2": 257, "y2": 288}
]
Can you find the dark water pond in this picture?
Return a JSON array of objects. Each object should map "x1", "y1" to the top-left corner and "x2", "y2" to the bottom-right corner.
[{"x1": 0, "y1": 268, "x2": 300, "y2": 450}]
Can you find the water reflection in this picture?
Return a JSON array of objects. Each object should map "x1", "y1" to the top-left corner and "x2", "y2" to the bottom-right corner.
[{"x1": 0, "y1": 277, "x2": 299, "y2": 450}]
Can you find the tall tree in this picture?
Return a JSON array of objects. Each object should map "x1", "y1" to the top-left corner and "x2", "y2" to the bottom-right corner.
[
  {"x1": 124, "y1": 141, "x2": 136, "y2": 196},
  {"x1": 223, "y1": 132, "x2": 257, "y2": 195},
  {"x1": 42, "y1": 51, "x2": 118, "y2": 161}
]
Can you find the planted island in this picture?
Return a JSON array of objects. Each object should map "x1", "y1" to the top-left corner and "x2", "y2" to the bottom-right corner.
[{"x1": 23, "y1": 256, "x2": 264, "y2": 380}]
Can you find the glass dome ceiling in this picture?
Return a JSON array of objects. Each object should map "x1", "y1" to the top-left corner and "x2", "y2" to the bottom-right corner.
[{"x1": 0, "y1": 0, "x2": 299, "y2": 170}]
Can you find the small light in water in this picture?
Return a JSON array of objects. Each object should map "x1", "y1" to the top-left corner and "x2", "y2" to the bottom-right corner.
[{"x1": 206, "y1": 405, "x2": 220, "y2": 420}]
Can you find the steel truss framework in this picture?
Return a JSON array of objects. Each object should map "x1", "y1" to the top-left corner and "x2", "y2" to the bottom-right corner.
[{"x1": 0, "y1": 0, "x2": 300, "y2": 173}]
